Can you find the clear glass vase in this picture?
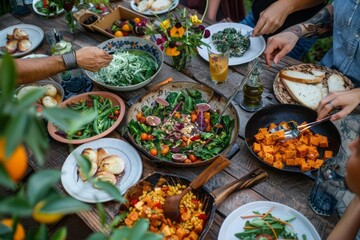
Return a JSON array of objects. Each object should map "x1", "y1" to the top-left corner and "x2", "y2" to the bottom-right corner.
[
  {"x1": 65, "y1": 10, "x2": 78, "y2": 33},
  {"x1": 172, "y1": 52, "x2": 190, "y2": 72}
]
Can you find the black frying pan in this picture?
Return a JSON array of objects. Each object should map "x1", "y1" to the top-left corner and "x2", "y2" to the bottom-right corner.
[
  {"x1": 119, "y1": 169, "x2": 268, "y2": 240},
  {"x1": 244, "y1": 104, "x2": 341, "y2": 178}
]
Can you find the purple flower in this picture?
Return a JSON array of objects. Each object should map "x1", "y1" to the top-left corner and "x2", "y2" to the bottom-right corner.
[
  {"x1": 156, "y1": 38, "x2": 163, "y2": 45},
  {"x1": 198, "y1": 25, "x2": 205, "y2": 31}
]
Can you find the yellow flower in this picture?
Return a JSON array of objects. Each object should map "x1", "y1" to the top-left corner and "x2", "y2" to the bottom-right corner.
[
  {"x1": 170, "y1": 23, "x2": 185, "y2": 38},
  {"x1": 160, "y1": 19, "x2": 170, "y2": 30},
  {"x1": 165, "y1": 43, "x2": 180, "y2": 56},
  {"x1": 190, "y1": 15, "x2": 202, "y2": 25}
]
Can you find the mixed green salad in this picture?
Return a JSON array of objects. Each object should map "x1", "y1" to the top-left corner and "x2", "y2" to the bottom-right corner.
[
  {"x1": 127, "y1": 89, "x2": 235, "y2": 163},
  {"x1": 95, "y1": 49, "x2": 158, "y2": 87},
  {"x1": 34, "y1": 0, "x2": 60, "y2": 15},
  {"x1": 236, "y1": 208, "x2": 306, "y2": 240},
  {"x1": 212, "y1": 28, "x2": 251, "y2": 57}
]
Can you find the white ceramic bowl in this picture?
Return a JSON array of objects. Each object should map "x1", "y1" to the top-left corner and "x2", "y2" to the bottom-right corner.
[{"x1": 83, "y1": 36, "x2": 164, "y2": 92}]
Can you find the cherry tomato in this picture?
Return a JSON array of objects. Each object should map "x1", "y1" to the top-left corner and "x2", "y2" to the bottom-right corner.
[
  {"x1": 189, "y1": 154, "x2": 197, "y2": 162},
  {"x1": 114, "y1": 110, "x2": 120, "y2": 115},
  {"x1": 147, "y1": 134, "x2": 155, "y2": 140},
  {"x1": 150, "y1": 149, "x2": 158, "y2": 156},
  {"x1": 140, "y1": 133, "x2": 148, "y2": 141}
]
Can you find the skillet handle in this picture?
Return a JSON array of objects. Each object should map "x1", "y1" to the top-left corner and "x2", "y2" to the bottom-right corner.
[{"x1": 212, "y1": 168, "x2": 268, "y2": 206}]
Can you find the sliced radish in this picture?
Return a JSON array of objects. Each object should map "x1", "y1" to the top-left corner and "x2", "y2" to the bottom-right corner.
[
  {"x1": 172, "y1": 153, "x2": 187, "y2": 163},
  {"x1": 155, "y1": 97, "x2": 169, "y2": 106},
  {"x1": 146, "y1": 116, "x2": 161, "y2": 126},
  {"x1": 196, "y1": 103, "x2": 211, "y2": 112}
]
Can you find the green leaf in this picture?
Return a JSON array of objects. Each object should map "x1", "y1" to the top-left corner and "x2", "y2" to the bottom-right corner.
[
  {"x1": 4, "y1": 114, "x2": 27, "y2": 158},
  {"x1": 15, "y1": 88, "x2": 45, "y2": 111},
  {"x1": 40, "y1": 197, "x2": 89, "y2": 214},
  {"x1": 109, "y1": 213, "x2": 127, "y2": 229},
  {"x1": 0, "y1": 222, "x2": 11, "y2": 236},
  {"x1": 128, "y1": 218, "x2": 150, "y2": 240},
  {"x1": 24, "y1": 117, "x2": 48, "y2": 166},
  {"x1": 0, "y1": 53, "x2": 16, "y2": 100},
  {"x1": 43, "y1": 108, "x2": 97, "y2": 134},
  {"x1": 142, "y1": 233, "x2": 164, "y2": 240},
  {"x1": 34, "y1": 224, "x2": 48, "y2": 240},
  {"x1": 96, "y1": 202, "x2": 106, "y2": 226},
  {"x1": 110, "y1": 228, "x2": 131, "y2": 240},
  {"x1": 92, "y1": 181, "x2": 125, "y2": 203},
  {"x1": 50, "y1": 227, "x2": 67, "y2": 240},
  {"x1": 0, "y1": 196, "x2": 32, "y2": 216},
  {"x1": 0, "y1": 164, "x2": 16, "y2": 189},
  {"x1": 76, "y1": 155, "x2": 91, "y2": 181},
  {"x1": 86, "y1": 232, "x2": 108, "y2": 240},
  {"x1": 27, "y1": 170, "x2": 61, "y2": 206}
]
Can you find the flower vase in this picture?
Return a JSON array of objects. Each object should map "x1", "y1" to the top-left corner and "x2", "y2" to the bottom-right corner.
[
  {"x1": 65, "y1": 10, "x2": 77, "y2": 33},
  {"x1": 172, "y1": 52, "x2": 190, "y2": 71}
]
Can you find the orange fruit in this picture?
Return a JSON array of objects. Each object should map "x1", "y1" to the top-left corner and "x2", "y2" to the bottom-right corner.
[
  {"x1": 133, "y1": 17, "x2": 141, "y2": 24},
  {"x1": 0, "y1": 138, "x2": 27, "y2": 182},
  {"x1": 114, "y1": 30, "x2": 123, "y2": 37},
  {"x1": 121, "y1": 24, "x2": 131, "y2": 32},
  {"x1": 0, "y1": 219, "x2": 25, "y2": 240},
  {"x1": 32, "y1": 201, "x2": 64, "y2": 224}
]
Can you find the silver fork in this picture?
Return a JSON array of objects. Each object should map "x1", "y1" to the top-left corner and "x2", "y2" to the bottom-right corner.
[{"x1": 269, "y1": 114, "x2": 334, "y2": 140}]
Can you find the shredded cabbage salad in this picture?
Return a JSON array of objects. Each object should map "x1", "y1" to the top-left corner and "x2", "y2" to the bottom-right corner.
[{"x1": 95, "y1": 50, "x2": 158, "y2": 86}]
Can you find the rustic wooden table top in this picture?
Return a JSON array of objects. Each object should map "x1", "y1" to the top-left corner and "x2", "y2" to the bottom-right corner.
[{"x1": 3, "y1": 1, "x2": 359, "y2": 239}]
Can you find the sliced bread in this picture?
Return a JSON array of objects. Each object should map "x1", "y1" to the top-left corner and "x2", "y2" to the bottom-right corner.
[
  {"x1": 151, "y1": 0, "x2": 172, "y2": 11},
  {"x1": 281, "y1": 78, "x2": 325, "y2": 110},
  {"x1": 328, "y1": 73, "x2": 346, "y2": 92},
  {"x1": 280, "y1": 69, "x2": 325, "y2": 84}
]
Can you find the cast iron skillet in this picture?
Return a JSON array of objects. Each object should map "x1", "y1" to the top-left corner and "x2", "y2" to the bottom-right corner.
[
  {"x1": 119, "y1": 169, "x2": 268, "y2": 240},
  {"x1": 126, "y1": 81, "x2": 240, "y2": 167},
  {"x1": 244, "y1": 104, "x2": 341, "y2": 178}
]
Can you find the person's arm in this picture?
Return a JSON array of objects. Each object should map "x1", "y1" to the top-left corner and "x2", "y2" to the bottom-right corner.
[
  {"x1": 316, "y1": 88, "x2": 360, "y2": 121},
  {"x1": 205, "y1": 0, "x2": 221, "y2": 21},
  {"x1": 15, "y1": 46, "x2": 112, "y2": 85},
  {"x1": 327, "y1": 196, "x2": 360, "y2": 240},
  {"x1": 253, "y1": 0, "x2": 325, "y2": 36},
  {"x1": 264, "y1": 4, "x2": 333, "y2": 66}
]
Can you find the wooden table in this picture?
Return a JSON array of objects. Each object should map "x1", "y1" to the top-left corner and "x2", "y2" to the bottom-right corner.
[{"x1": 2, "y1": 2, "x2": 359, "y2": 239}]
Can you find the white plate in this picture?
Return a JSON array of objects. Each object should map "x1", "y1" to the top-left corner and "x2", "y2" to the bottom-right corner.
[
  {"x1": 130, "y1": 0, "x2": 179, "y2": 16},
  {"x1": 0, "y1": 24, "x2": 44, "y2": 57},
  {"x1": 33, "y1": 0, "x2": 64, "y2": 17},
  {"x1": 61, "y1": 138, "x2": 143, "y2": 203},
  {"x1": 197, "y1": 23, "x2": 266, "y2": 66},
  {"x1": 218, "y1": 201, "x2": 321, "y2": 240}
]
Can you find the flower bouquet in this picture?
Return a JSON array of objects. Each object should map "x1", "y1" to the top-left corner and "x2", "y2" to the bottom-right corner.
[{"x1": 145, "y1": 4, "x2": 210, "y2": 71}]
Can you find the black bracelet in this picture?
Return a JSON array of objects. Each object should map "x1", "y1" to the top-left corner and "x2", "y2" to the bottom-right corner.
[{"x1": 62, "y1": 51, "x2": 78, "y2": 70}]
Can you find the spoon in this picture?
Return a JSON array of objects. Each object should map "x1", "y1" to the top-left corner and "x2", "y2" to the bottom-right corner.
[{"x1": 163, "y1": 155, "x2": 230, "y2": 221}]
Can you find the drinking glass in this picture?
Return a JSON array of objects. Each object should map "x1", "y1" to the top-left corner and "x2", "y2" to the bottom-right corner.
[
  {"x1": 308, "y1": 155, "x2": 347, "y2": 216},
  {"x1": 208, "y1": 40, "x2": 230, "y2": 84}
]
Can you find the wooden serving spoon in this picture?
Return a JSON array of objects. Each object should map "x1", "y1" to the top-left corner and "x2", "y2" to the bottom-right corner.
[{"x1": 163, "y1": 155, "x2": 230, "y2": 221}]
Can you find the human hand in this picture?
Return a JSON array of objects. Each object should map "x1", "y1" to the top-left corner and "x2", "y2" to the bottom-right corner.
[
  {"x1": 252, "y1": 1, "x2": 291, "y2": 37},
  {"x1": 75, "y1": 46, "x2": 112, "y2": 72},
  {"x1": 263, "y1": 31, "x2": 299, "y2": 66},
  {"x1": 317, "y1": 89, "x2": 360, "y2": 121}
]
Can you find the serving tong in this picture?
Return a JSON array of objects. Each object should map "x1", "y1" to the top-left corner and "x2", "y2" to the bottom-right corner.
[{"x1": 269, "y1": 114, "x2": 334, "y2": 140}]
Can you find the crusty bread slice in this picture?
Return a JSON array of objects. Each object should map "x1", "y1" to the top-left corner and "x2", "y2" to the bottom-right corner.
[
  {"x1": 137, "y1": 0, "x2": 154, "y2": 12},
  {"x1": 13, "y1": 28, "x2": 29, "y2": 40},
  {"x1": 281, "y1": 78, "x2": 325, "y2": 110},
  {"x1": 328, "y1": 73, "x2": 346, "y2": 92},
  {"x1": 18, "y1": 39, "x2": 31, "y2": 52},
  {"x1": 280, "y1": 69, "x2": 325, "y2": 84},
  {"x1": 5, "y1": 39, "x2": 18, "y2": 54}
]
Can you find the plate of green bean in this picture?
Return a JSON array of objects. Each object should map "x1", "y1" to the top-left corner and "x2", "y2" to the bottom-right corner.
[{"x1": 47, "y1": 91, "x2": 125, "y2": 144}]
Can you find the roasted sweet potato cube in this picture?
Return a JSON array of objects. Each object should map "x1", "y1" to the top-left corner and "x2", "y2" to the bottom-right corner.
[
  {"x1": 263, "y1": 145, "x2": 275, "y2": 154},
  {"x1": 259, "y1": 128, "x2": 269, "y2": 135},
  {"x1": 307, "y1": 160, "x2": 316, "y2": 168},
  {"x1": 318, "y1": 135, "x2": 329, "y2": 148},
  {"x1": 301, "y1": 161, "x2": 311, "y2": 172},
  {"x1": 274, "y1": 153, "x2": 283, "y2": 162},
  {"x1": 285, "y1": 149, "x2": 296, "y2": 159},
  {"x1": 285, "y1": 158, "x2": 296, "y2": 166},
  {"x1": 272, "y1": 130, "x2": 285, "y2": 141},
  {"x1": 253, "y1": 142, "x2": 261, "y2": 153},
  {"x1": 299, "y1": 135, "x2": 309, "y2": 145},
  {"x1": 310, "y1": 136, "x2": 319, "y2": 146},
  {"x1": 307, "y1": 147, "x2": 319, "y2": 160},
  {"x1": 257, "y1": 151, "x2": 265, "y2": 159},
  {"x1": 263, "y1": 153, "x2": 274, "y2": 165},
  {"x1": 279, "y1": 146, "x2": 287, "y2": 154},
  {"x1": 254, "y1": 132, "x2": 265, "y2": 142},
  {"x1": 295, "y1": 157, "x2": 305, "y2": 166},
  {"x1": 324, "y1": 150, "x2": 333, "y2": 159},
  {"x1": 296, "y1": 144, "x2": 308, "y2": 157},
  {"x1": 268, "y1": 123, "x2": 277, "y2": 131},
  {"x1": 314, "y1": 159, "x2": 325, "y2": 169},
  {"x1": 273, "y1": 161, "x2": 284, "y2": 169},
  {"x1": 264, "y1": 136, "x2": 276, "y2": 145}
]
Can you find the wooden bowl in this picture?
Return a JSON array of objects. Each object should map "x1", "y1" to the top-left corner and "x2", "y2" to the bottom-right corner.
[{"x1": 47, "y1": 91, "x2": 125, "y2": 145}]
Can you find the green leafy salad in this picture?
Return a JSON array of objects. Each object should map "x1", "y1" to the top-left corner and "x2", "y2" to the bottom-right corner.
[
  {"x1": 95, "y1": 49, "x2": 158, "y2": 86},
  {"x1": 236, "y1": 208, "x2": 307, "y2": 240},
  {"x1": 212, "y1": 28, "x2": 250, "y2": 57},
  {"x1": 127, "y1": 89, "x2": 235, "y2": 163}
]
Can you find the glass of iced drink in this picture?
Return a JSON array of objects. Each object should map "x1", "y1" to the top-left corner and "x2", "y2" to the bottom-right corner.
[{"x1": 208, "y1": 40, "x2": 230, "y2": 84}]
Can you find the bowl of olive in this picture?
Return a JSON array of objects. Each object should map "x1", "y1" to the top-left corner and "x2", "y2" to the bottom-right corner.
[{"x1": 74, "y1": 10, "x2": 99, "y2": 32}]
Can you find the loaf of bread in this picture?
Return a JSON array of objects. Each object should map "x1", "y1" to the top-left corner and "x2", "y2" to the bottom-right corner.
[
  {"x1": 279, "y1": 69, "x2": 325, "y2": 84},
  {"x1": 151, "y1": 0, "x2": 172, "y2": 11}
]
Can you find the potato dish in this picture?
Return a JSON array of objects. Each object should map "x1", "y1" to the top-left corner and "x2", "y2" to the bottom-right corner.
[
  {"x1": 121, "y1": 177, "x2": 206, "y2": 240},
  {"x1": 252, "y1": 121, "x2": 333, "y2": 171},
  {"x1": 17, "y1": 83, "x2": 62, "y2": 108}
]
